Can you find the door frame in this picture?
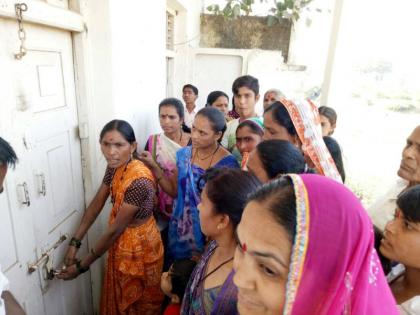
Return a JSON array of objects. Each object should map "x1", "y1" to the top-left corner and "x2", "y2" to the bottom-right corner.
[{"x1": 0, "y1": 0, "x2": 102, "y2": 312}]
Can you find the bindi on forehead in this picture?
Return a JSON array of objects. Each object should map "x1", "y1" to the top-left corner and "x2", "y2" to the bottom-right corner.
[{"x1": 104, "y1": 137, "x2": 120, "y2": 143}]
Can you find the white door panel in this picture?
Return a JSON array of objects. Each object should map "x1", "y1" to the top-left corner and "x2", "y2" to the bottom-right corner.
[{"x1": 0, "y1": 15, "x2": 92, "y2": 315}]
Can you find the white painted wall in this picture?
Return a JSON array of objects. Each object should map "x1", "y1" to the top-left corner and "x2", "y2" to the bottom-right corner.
[
  {"x1": 287, "y1": 0, "x2": 336, "y2": 98},
  {"x1": 167, "y1": 0, "x2": 202, "y2": 101},
  {"x1": 79, "y1": 0, "x2": 199, "y2": 213}
]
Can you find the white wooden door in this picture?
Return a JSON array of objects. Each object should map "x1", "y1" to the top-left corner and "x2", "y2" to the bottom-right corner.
[{"x1": 0, "y1": 15, "x2": 92, "y2": 315}]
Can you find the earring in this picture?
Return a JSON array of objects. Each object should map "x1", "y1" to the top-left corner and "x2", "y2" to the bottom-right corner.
[{"x1": 242, "y1": 243, "x2": 247, "y2": 252}]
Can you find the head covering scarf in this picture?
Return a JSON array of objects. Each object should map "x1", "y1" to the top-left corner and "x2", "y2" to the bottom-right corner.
[
  {"x1": 239, "y1": 117, "x2": 265, "y2": 133},
  {"x1": 283, "y1": 174, "x2": 398, "y2": 315},
  {"x1": 237, "y1": 117, "x2": 264, "y2": 170},
  {"x1": 280, "y1": 99, "x2": 342, "y2": 183}
]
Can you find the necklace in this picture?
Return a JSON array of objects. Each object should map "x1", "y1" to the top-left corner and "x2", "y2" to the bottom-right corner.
[
  {"x1": 110, "y1": 159, "x2": 131, "y2": 204},
  {"x1": 196, "y1": 143, "x2": 220, "y2": 160},
  {"x1": 200, "y1": 256, "x2": 234, "y2": 283}
]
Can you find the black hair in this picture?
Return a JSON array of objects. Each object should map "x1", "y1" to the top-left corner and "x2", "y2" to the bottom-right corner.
[
  {"x1": 236, "y1": 120, "x2": 264, "y2": 137},
  {"x1": 397, "y1": 184, "x2": 420, "y2": 223},
  {"x1": 264, "y1": 101, "x2": 297, "y2": 137},
  {"x1": 99, "y1": 120, "x2": 139, "y2": 159},
  {"x1": 196, "y1": 107, "x2": 227, "y2": 140},
  {"x1": 256, "y1": 140, "x2": 306, "y2": 179},
  {"x1": 230, "y1": 96, "x2": 238, "y2": 114},
  {"x1": 247, "y1": 177, "x2": 297, "y2": 241},
  {"x1": 318, "y1": 106, "x2": 337, "y2": 125},
  {"x1": 323, "y1": 136, "x2": 346, "y2": 182},
  {"x1": 206, "y1": 91, "x2": 229, "y2": 107},
  {"x1": 159, "y1": 98, "x2": 185, "y2": 120},
  {"x1": 183, "y1": 84, "x2": 199, "y2": 95},
  {"x1": 232, "y1": 75, "x2": 259, "y2": 97},
  {"x1": 373, "y1": 225, "x2": 391, "y2": 274},
  {"x1": 0, "y1": 137, "x2": 18, "y2": 168},
  {"x1": 200, "y1": 167, "x2": 261, "y2": 228},
  {"x1": 158, "y1": 97, "x2": 190, "y2": 133},
  {"x1": 170, "y1": 259, "x2": 197, "y2": 300}
]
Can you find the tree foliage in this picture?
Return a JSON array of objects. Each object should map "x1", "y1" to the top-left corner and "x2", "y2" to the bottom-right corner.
[{"x1": 206, "y1": 0, "x2": 314, "y2": 24}]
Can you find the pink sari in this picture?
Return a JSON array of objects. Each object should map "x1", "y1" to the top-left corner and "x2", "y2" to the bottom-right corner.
[{"x1": 284, "y1": 174, "x2": 398, "y2": 315}]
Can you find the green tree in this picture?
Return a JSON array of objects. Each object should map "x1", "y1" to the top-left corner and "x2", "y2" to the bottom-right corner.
[{"x1": 206, "y1": 0, "x2": 314, "y2": 24}]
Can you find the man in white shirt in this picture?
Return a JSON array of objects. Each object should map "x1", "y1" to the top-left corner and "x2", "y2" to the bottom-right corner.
[
  {"x1": 0, "y1": 137, "x2": 25, "y2": 315},
  {"x1": 182, "y1": 84, "x2": 199, "y2": 129},
  {"x1": 368, "y1": 125, "x2": 420, "y2": 230}
]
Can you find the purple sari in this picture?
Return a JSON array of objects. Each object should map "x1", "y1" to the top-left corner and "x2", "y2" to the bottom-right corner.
[
  {"x1": 181, "y1": 241, "x2": 238, "y2": 315},
  {"x1": 284, "y1": 174, "x2": 399, "y2": 314}
]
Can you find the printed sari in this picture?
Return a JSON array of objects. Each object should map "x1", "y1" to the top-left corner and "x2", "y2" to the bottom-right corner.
[
  {"x1": 168, "y1": 146, "x2": 239, "y2": 260},
  {"x1": 147, "y1": 133, "x2": 181, "y2": 219},
  {"x1": 281, "y1": 99, "x2": 342, "y2": 183},
  {"x1": 181, "y1": 241, "x2": 238, "y2": 315},
  {"x1": 283, "y1": 174, "x2": 398, "y2": 314},
  {"x1": 100, "y1": 160, "x2": 164, "y2": 315}
]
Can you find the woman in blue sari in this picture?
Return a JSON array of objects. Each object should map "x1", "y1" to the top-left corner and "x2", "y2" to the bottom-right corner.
[
  {"x1": 140, "y1": 107, "x2": 239, "y2": 260},
  {"x1": 181, "y1": 168, "x2": 260, "y2": 315}
]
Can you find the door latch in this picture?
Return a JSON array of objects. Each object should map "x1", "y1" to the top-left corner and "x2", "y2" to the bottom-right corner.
[{"x1": 28, "y1": 234, "x2": 68, "y2": 276}]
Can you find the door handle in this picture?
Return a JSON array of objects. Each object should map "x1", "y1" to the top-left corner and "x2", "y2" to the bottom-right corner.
[
  {"x1": 36, "y1": 173, "x2": 46, "y2": 196},
  {"x1": 17, "y1": 182, "x2": 31, "y2": 206},
  {"x1": 28, "y1": 234, "x2": 68, "y2": 274}
]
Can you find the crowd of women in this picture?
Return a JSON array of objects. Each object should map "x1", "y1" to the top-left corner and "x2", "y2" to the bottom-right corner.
[{"x1": 55, "y1": 75, "x2": 420, "y2": 315}]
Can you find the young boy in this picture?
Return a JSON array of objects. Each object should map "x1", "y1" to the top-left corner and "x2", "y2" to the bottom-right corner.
[
  {"x1": 160, "y1": 259, "x2": 197, "y2": 315},
  {"x1": 221, "y1": 75, "x2": 260, "y2": 162}
]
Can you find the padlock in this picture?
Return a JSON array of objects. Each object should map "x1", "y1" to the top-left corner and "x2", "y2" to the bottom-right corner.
[{"x1": 43, "y1": 255, "x2": 55, "y2": 280}]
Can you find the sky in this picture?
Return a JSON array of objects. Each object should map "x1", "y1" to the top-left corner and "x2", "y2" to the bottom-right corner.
[{"x1": 338, "y1": 0, "x2": 420, "y2": 69}]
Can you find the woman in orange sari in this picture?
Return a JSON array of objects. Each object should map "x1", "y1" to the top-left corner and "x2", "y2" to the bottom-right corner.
[{"x1": 57, "y1": 119, "x2": 164, "y2": 315}]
